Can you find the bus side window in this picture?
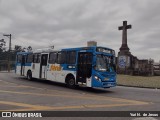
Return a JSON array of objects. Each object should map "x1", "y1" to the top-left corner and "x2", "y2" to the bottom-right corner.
[
  {"x1": 41, "y1": 55, "x2": 48, "y2": 66},
  {"x1": 17, "y1": 55, "x2": 22, "y2": 63},
  {"x1": 26, "y1": 54, "x2": 33, "y2": 63},
  {"x1": 66, "y1": 51, "x2": 76, "y2": 64},
  {"x1": 22, "y1": 56, "x2": 25, "y2": 64},
  {"x1": 33, "y1": 54, "x2": 37, "y2": 63},
  {"x1": 37, "y1": 54, "x2": 41, "y2": 63},
  {"x1": 57, "y1": 51, "x2": 66, "y2": 64},
  {"x1": 49, "y1": 52, "x2": 57, "y2": 64},
  {"x1": 33, "y1": 54, "x2": 40, "y2": 63}
]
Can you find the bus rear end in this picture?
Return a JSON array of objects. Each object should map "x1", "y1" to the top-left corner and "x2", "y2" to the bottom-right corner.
[{"x1": 15, "y1": 52, "x2": 32, "y2": 76}]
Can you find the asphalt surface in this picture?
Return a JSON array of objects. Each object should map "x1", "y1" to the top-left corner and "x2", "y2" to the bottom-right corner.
[{"x1": 0, "y1": 72, "x2": 159, "y2": 120}]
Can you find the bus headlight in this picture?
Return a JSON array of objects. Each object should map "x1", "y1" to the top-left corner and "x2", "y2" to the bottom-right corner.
[{"x1": 94, "y1": 75, "x2": 101, "y2": 81}]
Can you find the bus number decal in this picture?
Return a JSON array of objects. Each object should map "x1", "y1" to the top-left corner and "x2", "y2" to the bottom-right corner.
[{"x1": 50, "y1": 65, "x2": 62, "y2": 71}]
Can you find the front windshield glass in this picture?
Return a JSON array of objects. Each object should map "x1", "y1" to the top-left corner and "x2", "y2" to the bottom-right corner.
[{"x1": 95, "y1": 54, "x2": 115, "y2": 72}]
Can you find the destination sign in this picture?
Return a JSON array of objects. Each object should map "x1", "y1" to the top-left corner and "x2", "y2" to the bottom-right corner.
[{"x1": 96, "y1": 47, "x2": 115, "y2": 55}]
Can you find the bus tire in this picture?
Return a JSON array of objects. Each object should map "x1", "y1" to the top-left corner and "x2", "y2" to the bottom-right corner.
[
  {"x1": 27, "y1": 71, "x2": 32, "y2": 80},
  {"x1": 66, "y1": 76, "x2": 75, "y2": 88}
]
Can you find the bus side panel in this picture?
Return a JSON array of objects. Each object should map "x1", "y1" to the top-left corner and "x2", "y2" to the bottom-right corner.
[
  {"x1": 47, "y1": 64, "x2": 56, "y2": 81},
  {"x1": 56, "y1": 70, "x2": 76, "y2": 83},
  {"x1": 86, "y1": 78, "x2": 92, "y2": 87},
  {"x1": 32, "y1": 63, "x2": 40, "y2": 78},
  {"x1": 47, "y1": 64, "x2": 76, "y2": 83},
  {"x1": 47, "y1": 64, "x2": 66, "y2": 83},
  {"x1": 16, "y1": 63, "x2": 21, "y2": 75},
  {"x1": 24, "y1": 64, "x2": 32, "y2": 77}
]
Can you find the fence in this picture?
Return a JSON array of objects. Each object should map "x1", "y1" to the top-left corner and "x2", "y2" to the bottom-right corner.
[
  {"x1": 0, "y1": 60, "x2": 15, "y2": 72},
  {"x1": 0, "y1": 52, "x2": 16, "y2": 72}
]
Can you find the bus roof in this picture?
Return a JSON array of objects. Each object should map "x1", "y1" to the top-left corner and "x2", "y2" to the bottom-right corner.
[
  {"x1": 16, "y1": 46, "x2": 115, "y2": 55},
  {"x1": 62, "y1": 46, "x2": 114, "y2": 51},
  {"x1": 16, "y1": 52, "x2": 32, "y2": 55}
]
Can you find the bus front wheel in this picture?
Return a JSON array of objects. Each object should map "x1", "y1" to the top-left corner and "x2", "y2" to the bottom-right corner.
[
  {"x1": 67, "y1": 77, "x2": 75, "y2": 88},
  {"x1": 27, "y1": 71, "x2": 32, "y2": 80}
]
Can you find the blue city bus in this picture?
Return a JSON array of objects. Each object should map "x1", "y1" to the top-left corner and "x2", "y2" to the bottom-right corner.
[{"x1": 15, "y1": 46, "x2": 116, "y2": 88}]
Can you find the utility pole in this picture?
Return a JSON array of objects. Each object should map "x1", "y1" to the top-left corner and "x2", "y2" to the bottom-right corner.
[{"x1": 3, "y1": 34, "x2": 12, "y2": 72}]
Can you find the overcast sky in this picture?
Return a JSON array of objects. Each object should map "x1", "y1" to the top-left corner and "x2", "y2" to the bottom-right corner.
[{"x1": 0, "y1": 0, "x2": 160, "y2": 62}]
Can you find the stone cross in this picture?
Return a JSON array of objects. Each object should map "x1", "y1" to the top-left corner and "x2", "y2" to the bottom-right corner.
[{"x1": 118, "y1": 21, "x2": 132, "y2": 51}]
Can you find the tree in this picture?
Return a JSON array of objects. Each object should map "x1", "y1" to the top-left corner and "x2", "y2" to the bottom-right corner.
[
  {"x1": 0, "y1": 44, "x2": 3, "y2": 53},
  {"x1": 27, "y1": 46, "x2": 32, "y2": 52},
  {"x1": 14, "y1": 45, "x2": 22, "y2": 52},
  {"x1": 0, "y1": 39, "x2": 6, "y2": 52},
  {"x1": 14, "y1": 45, "x2": 33, "y2": 52}
]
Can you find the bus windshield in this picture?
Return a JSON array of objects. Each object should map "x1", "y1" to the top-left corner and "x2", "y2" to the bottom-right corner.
[{"x1": 95, "y1": 54, "x2": 115, "y2": 72}]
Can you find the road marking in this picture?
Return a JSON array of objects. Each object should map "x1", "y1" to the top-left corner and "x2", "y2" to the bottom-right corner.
[
  {"x1": 0, "y1": 100, "x2": 149, "y2": 111},
  {"x1": 0, "y1": 89, "x2": 149, "y2": 111},
  {"x1": 0, "y1": 81, "x2": 149, "y2": 106},
  {"x1": 0, "y1": 79, "x2": 149, "y2": 111},
  {"x1": 0, "y1": 90, "x2": 148, "y2": 104},
  {"x1": 0, "y1": 80, "x2": 17, "y2": 85},
  {"x1": 0, "y1": 82, "x2": 78, "y2": 94},
  {"x1": 0, "y1": 100, "x2": 56, "y2": 111}
]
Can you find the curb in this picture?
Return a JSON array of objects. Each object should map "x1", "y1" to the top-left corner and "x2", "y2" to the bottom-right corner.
[{"x1": 117, "y1": 84, "x2": 160, "y2": 89}]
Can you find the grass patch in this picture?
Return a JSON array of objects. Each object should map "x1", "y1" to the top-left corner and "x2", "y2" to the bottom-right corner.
[{"x1": 117, "y1": 75, "x2": 160, "y2": 89}]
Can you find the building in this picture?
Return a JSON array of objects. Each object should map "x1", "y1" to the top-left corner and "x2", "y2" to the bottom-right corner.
[
  {"x1": 153, "y1": 62, "x2": 160, "y2": 76},
  {"x1": 117, "y1": 21, "x2": 154, "y2": 76},
  {"x1": 87, "y1": 41, "x2": 97, "y2": 47}
]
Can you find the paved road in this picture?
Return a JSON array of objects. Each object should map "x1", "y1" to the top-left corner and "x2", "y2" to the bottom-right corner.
[{"x1": 0, "y1": 72, "x2": 159, "y2": 120}]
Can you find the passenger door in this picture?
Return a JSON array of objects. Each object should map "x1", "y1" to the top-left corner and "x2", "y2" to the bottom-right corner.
[
  {"x1": 21, "y1": 55, "x2": 26, "y2": 76},
  {"x1": 77, "y1": 52, "x2": 93, "y2": 84},
  {"x1": 40, "y1": 54, "x2": 48, "y2": 79},
  {"x1": 32, "y1": 53, "x2": 41, "y2": 78}
]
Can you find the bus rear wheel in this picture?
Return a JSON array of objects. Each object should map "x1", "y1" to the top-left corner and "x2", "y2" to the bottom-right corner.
[
  {"x1": 27, "y1": 71, "x2": 32, "y2": 80},
  {"x1": 67, "y1": 77, "x2": 75, "y2": 88}
]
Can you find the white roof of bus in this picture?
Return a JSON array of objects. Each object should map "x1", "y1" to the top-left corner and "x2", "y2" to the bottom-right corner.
[{"x1": 33, "y1": 48, "x2": 60, "y2": 53}]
